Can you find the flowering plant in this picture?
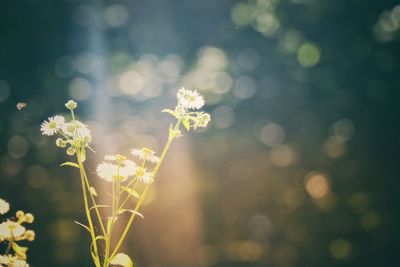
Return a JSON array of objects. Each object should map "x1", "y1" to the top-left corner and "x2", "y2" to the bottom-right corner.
[
  {"x1": 41, "y1": 88, "x2": 210, "y2": 267},
  {"x1": 0, "y1": 198, "x2": 35, "y2": 267}
]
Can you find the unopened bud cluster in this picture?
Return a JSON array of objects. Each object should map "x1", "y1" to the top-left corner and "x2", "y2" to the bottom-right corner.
[
  {"x1": 0, "y1": 198, "x2": 35, "y2": 266},
  {"x1": 40, "y1": 100, "x2": 92, "y2": 161}
]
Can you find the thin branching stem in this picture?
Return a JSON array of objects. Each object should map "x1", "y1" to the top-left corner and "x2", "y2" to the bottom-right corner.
[
  {"x1": 81, "y1": 164, "x2": 107, "y2": 237},
  {"x1": 77, "y1": 152, "x2": 101, "y2": 267},
  {"x1": 109, "y1": 119, "x2": 182, "y2": 260}
]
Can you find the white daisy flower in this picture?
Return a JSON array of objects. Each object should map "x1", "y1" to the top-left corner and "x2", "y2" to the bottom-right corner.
[
  {"x1": 134, "y1": 167, "x2": 153, "y2": 184},
  {"x1": 119, "y1": 160, "x2": 137, "y2": 178},
  {"x1": 0, "y1": 255, "x2": 29, "y2": 267},
  {"x1": 141, "y1": 172, "x2": 154, "y2": 184},
  {"x1": 131, "y1": 147, "x2": 160, "y2": 163},
  {"x1": 40, "y1": 116, "x2": 65, "y2": 136},
  {"x1": 96, "y1": 156, "x2": 137, "y2": 182},
  {"x1": 0, "y1": 221, "x2": 26, "y2": 239},
  {"x1": 96, "y1": 163, "x2": 117, "y2": 182},
  {"x1": 62, "y1": 121, "x2": 91, "y2": 141},
  {"x1": 0, "y1": 198, "x2": 9, "y2": 215},
  {"x1": 177, "y1": 87, "x2": 205, "y2": 110}
]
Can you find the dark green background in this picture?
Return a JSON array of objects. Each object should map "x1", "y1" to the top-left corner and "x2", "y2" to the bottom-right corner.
[{"x1": 1, "y1": 0, "x2": 400, "y2": 266}]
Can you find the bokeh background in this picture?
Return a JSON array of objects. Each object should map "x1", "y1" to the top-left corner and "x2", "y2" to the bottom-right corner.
[{"x1": 1, "y1": 0, "x2": 400, "y2": 266}]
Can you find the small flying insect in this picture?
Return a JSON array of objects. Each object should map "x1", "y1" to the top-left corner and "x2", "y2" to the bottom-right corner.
[{"x1": 16, "y1": 102, "x2": 27, "y2": 110}]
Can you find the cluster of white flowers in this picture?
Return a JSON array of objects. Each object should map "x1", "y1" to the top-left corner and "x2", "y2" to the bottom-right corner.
[
  {"x1": 40, "y1": 100, "x2": 91, "y2": 158},
  {"x1": 39, "y1": 89, "x2": 211, "y2": 267},
  {"x1": 0, "y1": 201, "x2": 34, "y2": 267},
  {"x1": 0, "y1": 221, "x2": 25, "y2": 240},
  {"x1": 164, "y1": 88, "x2": 211, "y2": 132},
  {"x1": 0, "y1": 255, "x2": 29, "y2": 267},
  {"x1": 177, "y1": 87, "x2": 205, "y2": 110},
  {"x1": 96, "y1": 152, "x2": 156, "y2": 185},
  {"x1": 0, "y1": 211, "x2": 35, "y2": 242}
]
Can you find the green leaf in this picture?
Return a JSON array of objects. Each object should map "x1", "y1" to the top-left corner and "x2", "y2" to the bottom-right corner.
[
  {"x1": 12, "y1": 242, "x2": 28, "y2": 260},
  {"x1": 90, "y1": 236, "x2": 106, "y2": 266},
  {"x1": 110, "y1": 253, "x2": 133, "y2": 267},
  {"x1": 117, "y1": 209, "x2": 144, "y2": 219},
  {"x1": 121, "y1": 186, "x2": 141, "y2": 199},
  {"x1": 60, "y1": 162, "x2": 79, "y2": 168},
  {"x1": 94, "y1": 235, "x2": 106, "y2": 242},
  {"x1": 89, "y1": 186, "x2": 98, "y2": 196},
  {"x1": 89, "y1": 204, "x2": 110, "y2": 213},
  {"x1": 182, "y1": 118, "x2": 191, "y2": 131},
  {"x1": 169, "y1": 124, "x2": 182, "y2": 140},
  {"x1": 88, "y1": 145, "x2": 96, "y2": 153},
  {"x1": 74, "y1": 220, "x2": 90, "y2": 232},
  {"x1": 162, "y1": 108, "x2": 178, "y2": 118}
]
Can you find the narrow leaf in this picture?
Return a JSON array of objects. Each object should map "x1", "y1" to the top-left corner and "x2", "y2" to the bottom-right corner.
[
  {"x1": 117, "y1": 209, "x2": 144, "y2": 219},
  {"x1": 12, "y1": 243, "x2": 28, "y2": 260},
  {"x1": 121, "y1": 186, "x2": 141, "y2": 199},
  {"x1": 89, "y1": 204, "x2": 110, "y2": 213},
  {"x1": 74, "y1": 220, "x2": 90, "y2": 232},
  {"x1": 182, "y1": 118, "x2": 190, "y2": 131},
  {"x1": 110, "y1": 253, "x2": 133, "y2": 267},
  {"x1": 60, "y1": 162, "x2": 79, "y2": 168},
  {"x1": 162, "y1": 109, "x2": 178, "y2": 118}
]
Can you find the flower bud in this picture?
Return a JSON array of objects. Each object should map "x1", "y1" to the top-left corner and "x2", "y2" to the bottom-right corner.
[
  {"x1": 25, "y1": 213, "x2": 34, "y2": 223},
  {"x1": 56, "y1": 138, "x2": 67, "y2": 148},
  {"x1": 65, "y1": 100, "x2": 77, "y2": 110},
  {"x1": 194, "y1": 113, "x2": 211, "y2": 128},
  {"x1": 16, "y1": 210, "x2": 25, "y2": 219},
  {"x1": 25, "y1": 230, "x2": 35, "y2": 241},
  {"x1": 67, "y1": 147, "x2": 76, "y2": 156}
]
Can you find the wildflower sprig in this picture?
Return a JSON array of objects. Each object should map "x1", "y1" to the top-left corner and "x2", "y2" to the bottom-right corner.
[
  {"x1": 0, "y1": 198, "x2": 35, "y2": 267},
  {"x1": 40, "y1": 100, "x2": 92, "y2": 161},
  {"x1": 41, "y1": 87, "x2": 210, "y2": 267},
  {"x1": 163, "y1": 87, "x2": 211, "y2": 133}
]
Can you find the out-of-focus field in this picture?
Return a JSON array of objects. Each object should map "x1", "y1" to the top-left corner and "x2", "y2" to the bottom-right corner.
[{"x1": 1, "y1": 0, "x2": 400, "y2": 266}]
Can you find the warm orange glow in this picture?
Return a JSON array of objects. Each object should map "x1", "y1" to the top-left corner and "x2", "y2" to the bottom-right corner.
[{"x1": 305, "y1": 172, "x2": 330, "y2": 199}]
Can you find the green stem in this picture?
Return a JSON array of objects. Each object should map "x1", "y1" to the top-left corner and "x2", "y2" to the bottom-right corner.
[
  {"x1": 81, "y1": 162, "x2": 107, "y2": 237},
  {"x1": 77, "y1": 152, "x2": 101, "y2": 267},
  {"x1": 104, "y1": 166, "x2": 122, "y2": 267},
  {"x1": 70, "y1": 109, "x2": 76, "y2": 121},
  {"x1": 109, "y1": 120, "x2": 181, "y2": 260},
  {"x1": 5, "y1": 240, "x2": 12, "y2": 255},
  {"x1": 118, "y1": 179, "x2": 139, "y2": 210}
]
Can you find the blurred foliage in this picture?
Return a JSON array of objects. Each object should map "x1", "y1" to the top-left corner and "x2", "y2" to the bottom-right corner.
[{"x1": 1, "y1": 0, "x2": 400, "y2": 266}]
